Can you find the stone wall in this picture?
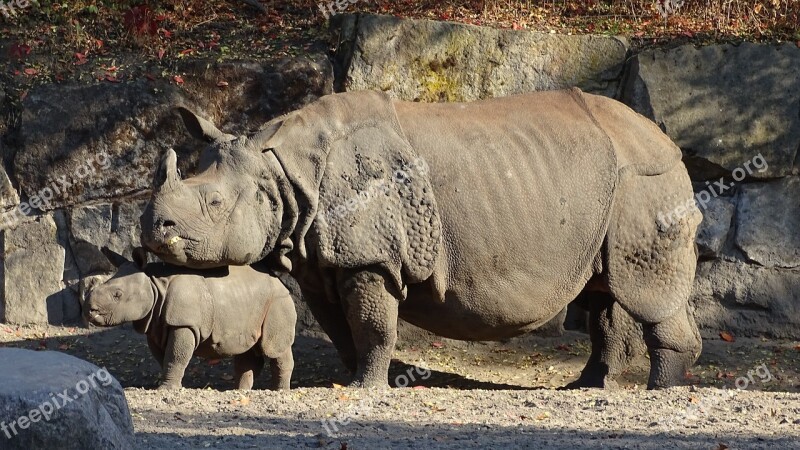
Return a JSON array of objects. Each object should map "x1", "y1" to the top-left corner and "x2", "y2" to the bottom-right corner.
[{"x1": 1, "y1": 13, "x2": 798, "y2": 339}]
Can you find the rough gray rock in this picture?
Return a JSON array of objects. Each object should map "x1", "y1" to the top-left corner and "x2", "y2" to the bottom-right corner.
[
  {"x1": 0, "y1": 348, "x2": 133, "y2": 449},
  {"x1": 12, "y1": 57, "x2": 334, "y2": 212},
  {"x1": 624, "y1": 43, "x2": 800, "y2": 180},
  {"x1": 735, "y1": 177, "x2": 800, "y2": 268},
  {"x1": 691, "y1": 259, "x2": 800, "y2": 338},
  {"x1": 340, "y1": 14, "x2": 628, "y2": 101},
  {"x1": 15, "y1": 81, "x2": 187, "y2": 210},
  {"x1": 695, "y1": 194, "x2": 735, "y2": 259},
  {"x1": 68, "y1": 203, "x2": 114, "y2": 276},
  {"x1": 0, "y1": 165, "x2": 19, "y2": 212},
  {"x1": 1, "y1": 215, "x2": 65, "y2": 325},
  {"x1": 105, "y1": 200, "x2": 149, "y2": 260}
]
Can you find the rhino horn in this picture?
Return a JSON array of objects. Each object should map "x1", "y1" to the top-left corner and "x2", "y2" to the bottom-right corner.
[
  {"x1": 153, "y1": 148, "x2": 182, "y2": 193},
  {"x1": 175, "y1": 107, "x2": 233, "y2": 143},
  {"x1": 100, "y1": 246, "x2": 129, "y2": 268}
]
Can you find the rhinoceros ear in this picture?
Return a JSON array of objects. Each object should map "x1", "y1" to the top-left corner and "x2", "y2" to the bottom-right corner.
[
  {"x1": 153, "y1": 148, "x2": 182, "y2": 192},
  {"x1": 101, "y1": 247, "x2": 129, "y2": 268},
  {"x1": 175, "y1": 107, "x2": 232, "y2": 143},
  {"x1": 249, "y1": 118, "x2": 286, "y2": 154},
  {"x1": 131, "y1": 247, "x2": 148, "y2": 270}
]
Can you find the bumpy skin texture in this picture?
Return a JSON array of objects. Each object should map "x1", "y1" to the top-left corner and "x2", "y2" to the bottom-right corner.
[
  {"x1": 141, "y1": 89, "x2": 701, "y2": 389},
  {"x1": 84, "y1": 250, "x2": 296, "y2": 390}
]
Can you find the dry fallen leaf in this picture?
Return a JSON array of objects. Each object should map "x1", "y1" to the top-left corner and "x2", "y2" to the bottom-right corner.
[
  {"x1": 332, "y1": 383, "x2": 345, "y2": 389},
  {"x1": 217, "y1": 80, "x2": 229, "y2": 88},
  {"x1": 431, "y1": 342, "x2": 444, "y2": 348},
  {"x1": 720, "y1": 331, "x2": 736, "y2": 342},
  {"x1": 230, "y1": 395, "x2": 250, "y2": 406}
]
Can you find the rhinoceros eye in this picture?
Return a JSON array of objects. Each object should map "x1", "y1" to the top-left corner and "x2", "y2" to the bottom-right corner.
[
  {"x1": 208, "y1": 192, "x2": 223, "y2": 208},
  {"x1": 113, "y1": 290, "x2": 122, "y2": 301}
]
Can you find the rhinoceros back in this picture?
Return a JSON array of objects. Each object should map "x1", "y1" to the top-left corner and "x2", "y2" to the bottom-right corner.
[
  {"x1": 581, "y1": 92, "x2": 682, "y2": 176},
  {"x1": 392, "y1": 89, "x2": 622, "y2": 330}
]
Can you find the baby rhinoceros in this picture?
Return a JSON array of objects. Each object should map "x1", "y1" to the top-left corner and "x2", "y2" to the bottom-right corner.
[{"x1": 84, "y1": 247, "x2": 296, "y2": 390}]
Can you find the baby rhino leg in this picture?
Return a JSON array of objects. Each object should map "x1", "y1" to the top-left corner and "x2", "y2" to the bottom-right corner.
[
  {"x1": 233, "y1": 350, "x2": 264, "y2": 390},
  {"x1": 268, "y1": 349, "x2": 294, "y2": 390}
]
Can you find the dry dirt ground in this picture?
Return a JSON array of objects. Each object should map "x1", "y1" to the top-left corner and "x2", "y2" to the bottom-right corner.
[{"x1": 1, "y1": 324, "x2": 799, "y2": 449}]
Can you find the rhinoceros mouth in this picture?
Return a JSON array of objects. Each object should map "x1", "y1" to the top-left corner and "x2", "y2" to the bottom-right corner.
[{"x1": 84, "y1": 310, "x2": 107, "y2": 327}]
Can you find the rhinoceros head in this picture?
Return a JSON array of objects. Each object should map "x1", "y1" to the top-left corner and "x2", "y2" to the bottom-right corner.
[
  {"x1": 84, "y1": 248, "x2": 154, "y2": 327},
  {"x1": 141, "y1": 108, "x2": 289, "y2": 269}
]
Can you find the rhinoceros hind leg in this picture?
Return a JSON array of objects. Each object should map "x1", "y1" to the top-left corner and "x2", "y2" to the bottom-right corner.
[
  {"x1": 563, "y1": 292, "x2": 645, "y2": 389},
  {"x1": 338, "y1": 267, "x2": 401, "y2": 388},
  {"x1": 605, "y1": 167, "x2": 702, "y2": 389},
  {"x1": 268, "y1": 348, "x2": 294, "y2": 390},
  {"x1": 234, "y1": 350, "x2": 265, "y2": 390}
]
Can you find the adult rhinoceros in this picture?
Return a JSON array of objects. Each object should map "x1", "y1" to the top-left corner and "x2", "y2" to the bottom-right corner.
[{"x1": 141, "y1": 88, "x2": 702, "y2": 389}]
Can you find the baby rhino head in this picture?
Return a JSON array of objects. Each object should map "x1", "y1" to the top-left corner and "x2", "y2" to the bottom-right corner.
[{"x1": 84, "y1": 248, "x2": 154, "y2": 327}]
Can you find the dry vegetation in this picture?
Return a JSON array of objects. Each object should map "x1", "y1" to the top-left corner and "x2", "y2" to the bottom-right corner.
[{"x1": 0, "y1": 1, "x2": 797, "y2": 87}]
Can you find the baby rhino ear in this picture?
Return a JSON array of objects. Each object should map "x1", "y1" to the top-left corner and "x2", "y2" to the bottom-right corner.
[
  {"x1": 132, "y1": 247, "x2": 149, "y2": 270},
  {"x1": 101, "y1": 247, "x2": 128, "y2": 268}
]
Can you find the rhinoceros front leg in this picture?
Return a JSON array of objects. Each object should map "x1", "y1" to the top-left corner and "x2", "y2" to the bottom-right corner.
[
  {"x1": 159, "y1": 327, "x2": 196, "y2": 390},
  {"x1": 301, "y1": 284, "x2": 358, "y2": 374},
  {"x1": 338, "y1": 267, "x2": 401, "y2": 388}
]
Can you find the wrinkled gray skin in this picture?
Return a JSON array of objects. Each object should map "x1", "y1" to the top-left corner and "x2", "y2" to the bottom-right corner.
[
  {"x1": 141, "y1": 89, "x2": 702, "y2": 389},
  {"x1": 84, "y1": 248, "x2": 296, "y2": 390}
]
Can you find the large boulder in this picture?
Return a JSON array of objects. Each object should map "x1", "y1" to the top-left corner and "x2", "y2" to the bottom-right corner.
[
  {"x1": 1, "y1": 215, "x2": 67, "y2": 325},
  {"x1": 692, "y1": 260, "x2": 800, "y2": 338},
  {"x1": 338, "y1": 14, "x2": 628, "y2": 101},
  {"x1": 0, "y1": 165, "x2": 19, "y2": 213},
  {"x1": 734, "y1": 177, "x2": 800, "y2": 268},
  {"x1": 694, "y1": 193, "x2": 735, "y2": 259},
  {"x1": 0, "y1": 348, "x2": 133, "y2": 449},
  {"x1": 623, "y1": 43, "x2": 800, "y2": 180},
  {"x1": 12, "y1": 57, "x2": 333, "y2": 212}
]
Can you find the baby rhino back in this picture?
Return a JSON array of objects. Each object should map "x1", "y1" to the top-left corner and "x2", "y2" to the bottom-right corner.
[{"x1": 202, "y1": 266, "x2": 295, "y2": 358}]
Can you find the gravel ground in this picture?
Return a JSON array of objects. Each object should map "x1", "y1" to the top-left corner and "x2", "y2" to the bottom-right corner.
[
  {"x1": 128, "y1": 386, "x2": 800, "y2": 449},
  {"x1": 2, "y1": 325, "x2": 799, "y2": 448}
]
